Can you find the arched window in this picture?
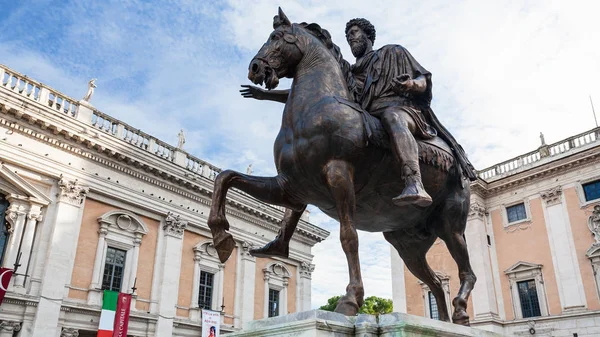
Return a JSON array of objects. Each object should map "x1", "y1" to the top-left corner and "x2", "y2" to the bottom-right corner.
[{"x1": 0, "y1": 196, "x2": 9, "y2": 266}]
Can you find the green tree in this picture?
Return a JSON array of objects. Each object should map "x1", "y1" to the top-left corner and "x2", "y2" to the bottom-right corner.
[{"x1": 319, "y1": 295, "x2": 393, "y2": 316}]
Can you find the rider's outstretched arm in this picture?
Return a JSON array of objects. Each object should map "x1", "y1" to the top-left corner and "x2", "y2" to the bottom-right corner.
[{"x1": 240, "y1": 85, "x2": 289, "y2": 104}]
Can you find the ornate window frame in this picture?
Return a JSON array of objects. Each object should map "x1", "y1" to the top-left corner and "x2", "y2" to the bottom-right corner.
[
  {"x1": 501, "y1": 198, "x2": 532, "y2": 228},
  {"x1": 504, "y1": 261, "x2": 549, "y2": 319},
  {"x1": 88, "y1": 210, "x2": 148, "y2": 305},
  {"x1": 189, "y1": 240, "x2": 224, "y2": 321},
  {"x1": 418, "y1": 272, "x2": 451, "y2": 320},
  {"x1": 263, "y1": 262, "x2": 291, "y2": 318}
]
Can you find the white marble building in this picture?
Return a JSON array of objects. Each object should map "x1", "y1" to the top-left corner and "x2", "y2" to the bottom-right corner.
[{"x1": 0, "y1": 63, "x2": 329, "y2": 337}]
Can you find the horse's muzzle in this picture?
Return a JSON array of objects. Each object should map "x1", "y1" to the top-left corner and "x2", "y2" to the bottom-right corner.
[{"x1": 248, "y1": 58, "x2": 279, "y2": 90}]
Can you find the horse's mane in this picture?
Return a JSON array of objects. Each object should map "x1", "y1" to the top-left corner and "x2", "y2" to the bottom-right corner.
[{"x1": 298, "y1": 22, "x2": 346, "y2": 65}]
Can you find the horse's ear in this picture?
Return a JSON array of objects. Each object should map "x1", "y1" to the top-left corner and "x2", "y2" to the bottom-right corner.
[
  {"x1": 278, "y1": 7, "x2": 291, "y2": 26},
  {"x1": 305, "y1": 23, "x2": 322, "y2": 34}
]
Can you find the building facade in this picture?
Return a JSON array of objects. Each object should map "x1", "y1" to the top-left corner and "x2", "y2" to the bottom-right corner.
[
  {"x1": 392, "y1": 126, "x2": 600, "y2": 336},
  {"x1": 0, "y1": 63, "x2": 329, "y2": 337}
]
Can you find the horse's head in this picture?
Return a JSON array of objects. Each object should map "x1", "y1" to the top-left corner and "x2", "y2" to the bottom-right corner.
[{"x1": 248, "y1": 8, "x2": 306, "y2": 90}]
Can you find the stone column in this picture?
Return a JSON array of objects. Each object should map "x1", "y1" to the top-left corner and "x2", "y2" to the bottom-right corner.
[
  {"x1": 234, "y1": 241, "x2": 256, "y2": 328},
  {"x1": 2, "y1": 198, "x2": 28, "y2": 270},
  {"x1": 13, "y1": 204, "x2": 43, "y2": 288},
  {"x1": 30, "y1": 178, "x2": 88, "y2": 337},
  {"x1": 155, "y1": 212, "x2": 186, "y2": 337},
  {"x1": 60, "y1": 327, "x2": 79, "y2": 337},
  {"x1": 390, "y1": 245, "x2": 407, "y2": 313},
  {"x1": 540, "y1": 186, "x2": 587, "y2": 312},
  {"x1": 298, "y1": 261, "x2": 314, "y2": 311},
  {"x1": 0, "y1": 321, "x2": 21, "y2": 337},
  {"x1": 464, "y1": 201, "x2": 500, "y2": 321}
]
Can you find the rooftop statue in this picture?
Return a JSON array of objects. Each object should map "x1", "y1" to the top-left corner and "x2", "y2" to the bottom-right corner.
[{"x1": 208, "y1": 8, "x2": 477, "y2": 325}]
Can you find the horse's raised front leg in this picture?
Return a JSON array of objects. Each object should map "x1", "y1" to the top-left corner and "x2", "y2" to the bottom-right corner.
[
  {"x1": 323, "y1": 160, "x2": 364, "y2": 316},
  {"x1": 208, "y1": 170, "x2": 303, "y2": 263},
  {"x1": 250, "y1": 206, "x2": 307, "y2": 259}
]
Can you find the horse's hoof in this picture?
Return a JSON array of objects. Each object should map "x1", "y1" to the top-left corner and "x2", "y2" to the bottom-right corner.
[
  {"x1": 334, "y1": 297, "x2": 360, "y2": 316},
  {"x1": 452, "y1": 310, "x2": 470, "y2": 326},
  {"x1": 250, "y1": 239, "x2": 289, "y2": 258},
  {"x1": 213, "y1": 233, "x2": 236, "y2": 263}
]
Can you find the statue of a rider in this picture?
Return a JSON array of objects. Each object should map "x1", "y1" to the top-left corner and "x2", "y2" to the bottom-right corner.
[{"x1": 243, "y1": 17, "x2": 476, "y2": 255}]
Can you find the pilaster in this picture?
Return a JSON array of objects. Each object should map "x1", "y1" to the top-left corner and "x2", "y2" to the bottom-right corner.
[
  {"x1": 30, "y1": 177, "x2": 88, "y2": 337},
  {"x1": 234, "y1": 240, "x2": 256, "y2": 328},
  {"x1": 298, "y1": 261, "x2": 314, "y2": 311},
  {"x1": 465, "y1": 201, "x2": 501, "y2": 321},
  {"x1": 155, "y1": 212, "x2": 186, "y2": 337},
  {"x1": 390, "y1": 245, "x2": 407, "y2": 313},
  {"x1": 13, "y1": 204, "x2": 43, "y2": 289},
  {"x1": 540, "y1": 186, "x2": 587, "y2": 312}
]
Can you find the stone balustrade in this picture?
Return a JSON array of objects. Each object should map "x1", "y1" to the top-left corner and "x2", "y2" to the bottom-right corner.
[
  {"x1": 478, "y1": 127, "x2": 600, "y2": 181},
  {"x1": 0, "y1": 63, "x2": 221, "y2": 179}
]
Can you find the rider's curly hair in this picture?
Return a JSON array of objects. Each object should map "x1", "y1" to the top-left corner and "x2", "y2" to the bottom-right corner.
[{"x1": 345, "y1": 18, "x2": 376, "y2": 44}]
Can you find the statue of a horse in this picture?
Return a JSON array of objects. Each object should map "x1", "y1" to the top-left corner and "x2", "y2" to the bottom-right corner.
[{"x1": 207, "y1": 8, "x2": 475, "y2": 326}]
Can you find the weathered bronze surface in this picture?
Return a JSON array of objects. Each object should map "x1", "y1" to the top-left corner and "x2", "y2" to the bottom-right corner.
[{"x1": 208, "y1": 8, "x2": 477, "y2": 325}]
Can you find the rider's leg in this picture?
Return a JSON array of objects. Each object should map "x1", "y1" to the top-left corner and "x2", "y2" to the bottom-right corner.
[{"x1": 380, "y1": 108, "x2": 432, "y2": 207}]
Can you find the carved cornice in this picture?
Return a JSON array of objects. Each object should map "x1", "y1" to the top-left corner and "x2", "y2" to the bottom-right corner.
[
  {"x1": 468, "y1": 202, "x2": 486, "y2": 220},
  {"x1": 61, "y1": 327, "x2": 79, "y2": 337},
  {"x1": 540, "y1": 186, "x2": 562, "y2": 206},
  {"x1": 58, "y1": 177, "x2": 89, "y2": 206},
  {"x1": 0, "y1": 114, "x2": 329, "y2": 243},
  {"x1": 0, "y1": 320, "x2": 21, "y2": 332},
  {"x1": 163, "y1": 212, "x2": 187, "y2": 238}
]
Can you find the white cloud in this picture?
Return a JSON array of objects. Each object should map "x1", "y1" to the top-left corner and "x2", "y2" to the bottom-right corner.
[{"x1": 2, "y1": 0, "x2": 600, "y2": 310}]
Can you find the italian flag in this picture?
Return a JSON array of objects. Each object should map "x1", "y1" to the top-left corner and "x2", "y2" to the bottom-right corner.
[{"x1": 98, "y1": 290, "x2": 119, "y2": 337}]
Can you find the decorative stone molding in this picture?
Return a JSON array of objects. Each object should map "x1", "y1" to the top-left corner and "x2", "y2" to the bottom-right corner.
[
  {"x1": 163, "y1": 212, "x2": 187, "y2": 238},
  {"x1": 57, "y1": 177, "x2": 89, "y2": 206},
  {"x1": 504, "y1": 261, "x2": 549, "y2": 319},
  {"x1": 468, "y1": 202, "x2": 486, "y2": 220},
  {"x1": 60, "y1": 327, "x2": 79, "y2": 337},
  {"x1": 299, "y1": 261, "x2": 315, "y2": 278},
  {"x1": 0, "y1": 320, "x2": 21, "y2": 332},
  {"x1": 589, "y1": 205, "x2": 600, "y2": 243},
  {"x1": 240, "y1": 240, "x2": 256, "y2": 260},
  {"x1": 540, "y1": 186, "x2": 563, "y2": 206}
]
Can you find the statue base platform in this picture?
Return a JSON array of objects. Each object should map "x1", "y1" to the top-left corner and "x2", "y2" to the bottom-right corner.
[{"x1": 229, "y1": 310, "x2": 506, "y2": 336}]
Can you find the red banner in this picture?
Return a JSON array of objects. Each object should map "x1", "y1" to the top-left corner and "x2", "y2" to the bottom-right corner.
[
  {"x1": 0, "y1": 268, "x2": 13, "y2": 305},
  {"x1": 112, "y1": 293, "x2": 131, "y2": 337}
]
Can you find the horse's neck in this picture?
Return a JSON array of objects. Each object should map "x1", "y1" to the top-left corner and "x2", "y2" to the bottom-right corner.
[{"x1": 291, "y1": 44, "x2": 349, "y2": 99}]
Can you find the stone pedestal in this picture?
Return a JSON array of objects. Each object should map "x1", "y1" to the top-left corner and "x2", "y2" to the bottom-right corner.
[{"x1": 227, "y1": 310, "x2": 506, "y2": 337}]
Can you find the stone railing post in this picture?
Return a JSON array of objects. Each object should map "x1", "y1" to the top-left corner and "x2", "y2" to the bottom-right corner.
[
  {"x1": 76, "y1": 100, "x2": 94, "y2": 124},
  {"x1": 38, "y1": 86, "x2": 51, "y2": 107},
  {"x1": 173, "y1": 149, "x2": 187, "y2": 167}
]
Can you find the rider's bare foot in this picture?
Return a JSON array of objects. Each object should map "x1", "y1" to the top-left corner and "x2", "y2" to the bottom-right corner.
[
  {"x1": 250, "y1": 238, "x2": 289, "y2": 258},
  {"x1": 393, "y1": 175, "x2": 432, "y2": 207}
]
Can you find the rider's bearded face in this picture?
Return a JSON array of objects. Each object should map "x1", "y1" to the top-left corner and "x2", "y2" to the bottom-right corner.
[{"x1": 347, "y1": 26, "x2": 369, "y2": 58}]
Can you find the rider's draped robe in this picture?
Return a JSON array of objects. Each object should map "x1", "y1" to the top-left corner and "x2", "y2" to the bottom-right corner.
[{"x1": 341, "y1": 44, "x2": 477, "y2": 181}]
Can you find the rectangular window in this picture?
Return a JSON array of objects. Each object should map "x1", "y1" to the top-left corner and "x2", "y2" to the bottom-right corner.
[
  {"x1": 198, "y1": 271, "x2": 214, "y2": 309},
  {"x1": 583, "y1": 180, "x2": 600, "y2": 202},
  {"x1": 428, "y1": 291, "x2": 439, "y2": 320},
  {"x1": 507, "y1": 203, "x2": 527, "y2": 223},
  {"x1": 102, "y1": 247, "x2": 126, "y2": 291},
  {"x1": 268, "y1": 289, "x2": 280, "y2": 317},
  {"x1": 517, "y1": 279, "x2": 541, "y2": 318}
]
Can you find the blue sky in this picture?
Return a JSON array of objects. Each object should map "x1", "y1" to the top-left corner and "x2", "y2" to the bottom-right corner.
[{"x1": 2, "y1": 0, "x2": 600, "y2": 308}]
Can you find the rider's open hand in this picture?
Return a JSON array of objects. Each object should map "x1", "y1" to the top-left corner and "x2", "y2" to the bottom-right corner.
[
  {"x1": 391, "y1": 74, "x2": 414, "y2": 95},
  {"x1": 240, "y1": 85, "x2": 266, "y2": 100}
]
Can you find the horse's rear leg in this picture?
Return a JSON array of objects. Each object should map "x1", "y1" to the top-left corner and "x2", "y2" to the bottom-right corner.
[
  {"x1": 324, "y1": 160, "x2": 363, "y2": 316},
  {"x1": 250, "y1": 206, "x2": 307, "y2": 259},
  {"x1": 208, "y1": 170, "x2": 303, "y2": 263},
  {"x1": 435, "y1": 189, "x2": 476, "y2": 326},
  {"x1": 383, "y1": 230, "x2": 451, "y2": 322}
]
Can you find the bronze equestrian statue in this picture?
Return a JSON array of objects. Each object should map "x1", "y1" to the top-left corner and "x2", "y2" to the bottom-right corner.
[{"x1": 208, "y1": 8, "x2": 477, "y2": 326}]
